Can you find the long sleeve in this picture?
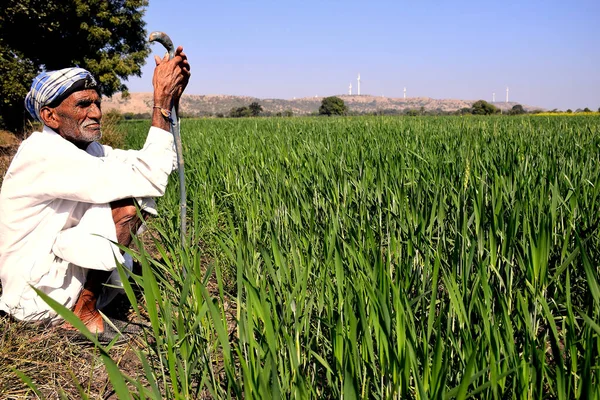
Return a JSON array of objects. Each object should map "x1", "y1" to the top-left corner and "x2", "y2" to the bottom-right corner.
[
  {"x1": 5, "y1": 126, "x2": 176, "y2": 205},
  {"x1": 51, "y1": 203, "x2": 124, "y2": 271}
]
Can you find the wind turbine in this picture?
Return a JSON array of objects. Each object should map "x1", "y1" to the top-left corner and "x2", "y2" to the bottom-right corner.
[
  {"x1": 357, "y1": 73, "x2": 361, "y2": 96},
  {"x1": 349, "y1": 83, "x2": 352, "y2": 95},
  {"x1": 506, "y1": 87, "x2": 509, "y2": 103},
  {"x1": 404, "y1": 87, "x2": 406, "y2": 100},
  {"x1": 493, "y1": 92, "x2": 495, "y2": 103}
]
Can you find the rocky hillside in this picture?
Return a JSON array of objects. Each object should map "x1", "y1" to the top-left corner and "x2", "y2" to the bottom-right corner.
[{"x1": 102, "y1": 93, "x2": 541, "y2": 116}]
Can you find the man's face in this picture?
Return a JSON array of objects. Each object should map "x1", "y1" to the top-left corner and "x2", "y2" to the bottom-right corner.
[{"x1": 51, "y1": 89, "x2": 103, "y2": 147}]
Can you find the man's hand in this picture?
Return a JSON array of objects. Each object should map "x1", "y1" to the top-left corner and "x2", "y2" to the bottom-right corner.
[{"x1": 152, "y1": 45, "x2": 191, "y2": 110}]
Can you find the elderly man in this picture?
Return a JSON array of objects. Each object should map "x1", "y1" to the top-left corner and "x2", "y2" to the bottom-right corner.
[{"x1": 0, "y1": 46, "x2": 190, "y2": 341}]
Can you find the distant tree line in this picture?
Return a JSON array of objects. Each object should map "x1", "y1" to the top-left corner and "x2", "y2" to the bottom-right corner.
[
  {"x1": 109, "y1": 98, "x2": 600, "y2": 121},
  {"x1": 228, "y1": 102, "x2": 263, "y2": 118},
  {"x1": 227, "y1": 102, "x2": 293, "y2": 118},
  {"x1": 551, "y1": 107, "x2": 597, "y2": 114}
]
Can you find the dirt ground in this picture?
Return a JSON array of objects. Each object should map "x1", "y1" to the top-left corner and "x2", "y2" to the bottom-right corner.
[{"x1": 0, "y1": 289, "x2": 151, "y2": 399}]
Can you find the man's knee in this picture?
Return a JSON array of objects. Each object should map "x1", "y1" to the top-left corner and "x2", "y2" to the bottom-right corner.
[{"x1": 111, "y1": 198, "x2": 145, "y2": 246}]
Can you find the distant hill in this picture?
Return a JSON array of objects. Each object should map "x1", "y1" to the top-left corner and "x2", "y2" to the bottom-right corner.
[{"x1": 101, "y1": 93, "x2": 543, "y2": 116}]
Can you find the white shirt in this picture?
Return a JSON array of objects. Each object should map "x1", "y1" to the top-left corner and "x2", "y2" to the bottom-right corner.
[{"x1": 0, "y1": 125, "x2": 176, "y2": 322}]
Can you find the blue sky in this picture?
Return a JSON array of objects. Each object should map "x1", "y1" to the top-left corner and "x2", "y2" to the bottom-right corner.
[{"x1": 125, "y1": 0, "x2": 600, "y2": 111}]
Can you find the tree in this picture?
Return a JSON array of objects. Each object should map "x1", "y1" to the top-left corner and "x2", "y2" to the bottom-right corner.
[
  {"x1": 249, "y1": 102, "x2": 263, "y2": 117},
  {"x1": 0, "y1": 44, "x2": 39, "y2": 132},
  {"x1": 583, "y1": 107, "x2": 591, "y2": 113},
  {"x1": 319, "y1": 96, "x2": 347, "y2": 116},
  {"x1": 0, "y1": 0, "x2": 149, "y2": 132},
  {"x1": 229, "y1": 106, "x2": 250, "y2": 118},
  {"x1": 456, "y1": 107, "x2": 473, "y2": 115},
  {"x1": 471, "y1": 100, "x2": 500, "y2": 115},
  {"x1": 509, "y1": 104, "x2": 525, "y2": 115}
]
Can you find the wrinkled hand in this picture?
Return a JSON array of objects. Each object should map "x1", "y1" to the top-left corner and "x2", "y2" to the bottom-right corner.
[{"x1": 152, "y1": 46, "x2": 191, "y2": 108}]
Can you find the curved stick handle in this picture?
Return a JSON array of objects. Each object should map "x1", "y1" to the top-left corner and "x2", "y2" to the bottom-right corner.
[{"x1": 149, "y1": 31, "x2": 175, "y2": 59}]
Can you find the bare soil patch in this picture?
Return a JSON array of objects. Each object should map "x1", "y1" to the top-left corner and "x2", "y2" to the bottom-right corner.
[{"x1": 0, "y1": 295, "x2": 149, "y2": 399}]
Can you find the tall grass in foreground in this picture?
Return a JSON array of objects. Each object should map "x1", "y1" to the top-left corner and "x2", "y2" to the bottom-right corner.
[{"x1": 40, "y1": 116, "x2": 600, "y2": 398}]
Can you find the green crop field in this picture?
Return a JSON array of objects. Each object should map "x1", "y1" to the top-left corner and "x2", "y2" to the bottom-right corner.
[{"x1": 80, "y1": 116, "x2": 600, "y2": 398}]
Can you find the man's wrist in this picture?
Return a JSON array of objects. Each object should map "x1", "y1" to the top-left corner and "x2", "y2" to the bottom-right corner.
[
  {"x1": 152, "y1": 105, "x2": 174, "y2": 131},
  {"x1": 153, "y1": 94, "x2": 173, "y2": 109},
  {"x1": 153, "y1": 106, "x2": 174, "y2": 125},
  {"x1": 153, "y1": 98, "x2": 172, "y2": 109}
]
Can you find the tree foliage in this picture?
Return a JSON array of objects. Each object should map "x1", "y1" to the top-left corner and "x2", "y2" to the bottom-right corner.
[
  {"x1": 471, "y1": 100, "x2": 500, "y2": 115},
  {"x1": 249, "y1": 102, "x2": 263, "y2": 117},
  {"x1": 0, "y1": 0, "x2": 150, "y2": 132},
  {"x1": 456, "y1": 107, "x2": 473, "y2": 115},
  {"x1": 509, "y1": 104, "x2": 525, "y2": 115},
  {"x1": 229, "y1": 107, "x2": 251, "y2": 118},
  {"x1": 319, "y1": 96, "x2": 348, "y2": 116}
]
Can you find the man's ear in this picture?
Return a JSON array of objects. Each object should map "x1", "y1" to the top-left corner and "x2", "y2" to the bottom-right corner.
[{"x1": 39, "y1": 107, "x2": 60, "y2": 129}]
